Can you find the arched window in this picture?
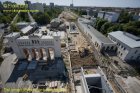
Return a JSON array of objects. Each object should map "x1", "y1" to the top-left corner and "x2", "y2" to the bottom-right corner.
[{"x1": 32, "y1": 40, "x2": 34, "y2": 44}]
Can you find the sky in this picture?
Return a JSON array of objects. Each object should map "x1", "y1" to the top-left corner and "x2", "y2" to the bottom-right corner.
[{"x1": 1, "y1": 0, "x2": 140, "y2": 8}]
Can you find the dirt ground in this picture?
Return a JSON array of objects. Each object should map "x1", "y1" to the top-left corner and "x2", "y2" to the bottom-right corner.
[
  {"x1": 70, "y1": 51, "x2": 97, "y2": 68},
  {"x1": 69, "y1": 25, "x2": 97, "y2": 68}
]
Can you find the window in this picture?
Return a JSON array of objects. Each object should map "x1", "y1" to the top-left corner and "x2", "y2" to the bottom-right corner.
[
  {"x1": 124, "y1": 47, "x2": 126, "y2": 50},
  {"x1": 32, "y1": 40, "x2": 34, "y2": 44},
  {"x1": 131, "y1": 56, "x2": 134, "y2": 59},
  {"x1": 135, "y1": 50, "x2": 138, "y2": 54},
  {"x1": 111, "y1": 46, "x2": 114, "y2": 50},
  {"x1": 37, "y1": 40, "x2": 39, "y2": 44},
  {"x1": 118, "y1": 51, "x2": 120, "y2": 54}
]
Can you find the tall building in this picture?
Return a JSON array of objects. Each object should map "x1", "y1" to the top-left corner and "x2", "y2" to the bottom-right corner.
[
  {"x1": 86, "y1": 9, "x2": 97, "y2": 17},
  {"x1": 31, "y1": 3, "x2": 44, "y2": 12},
  {"x1": 50, "y1": 3, "x2": 54, "y2": 8},
  {"x1": 108, "y1": 31, "x2": 140, "y2": 61},
  {"x1": 24, "y1": 0, "x2": 32, "y2": 10},
  {"x1": 104, "y1": 12, "x2": 120, "y2": 22},
  {"x1": 25, "y1": 1, "x2": 44, "y2": 12},
  {"x1": 98, "y1": 11, "x2": 120, "y2": 22},
  {"x1": 0, "y1": 1, "x2": 3, "y2": 11},
  {"x1": 97, "y1": 11, "x2": 105, "y2": 19},
  {"x1": 70, "y1": 4, "x2": 73, "y2": 8}
]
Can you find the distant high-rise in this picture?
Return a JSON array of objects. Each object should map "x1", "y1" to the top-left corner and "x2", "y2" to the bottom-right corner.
[
  {"x1": 24, "y1": 0, "x2": 32, "y2": 10},
  {"x1": 43, "y1": 3, "x2": 46, "y2": 7},
  {"x1": 70, "y1": 4, "x2": 73, "y2": 8},
  {"x1": 24, "y1": 0, "x2": 44, "y2": 12},
  {"x1": 70, "y1": 0, "x2": 74, "y2": 7},
  {"x1": 32, "y1": 3, "x2": 44, "y2": 12},
  {"x1": 50, "y1": 3, "x2": 54, "y2": 8},
  {"x1": 0, "y1": 1, "x2": 3, "y2": 11}
]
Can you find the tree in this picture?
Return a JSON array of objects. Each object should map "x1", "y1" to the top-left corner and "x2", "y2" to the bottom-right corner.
[
  {"x1": 118, "y1": 11, "x2": 133, "y2": 23},
  {"x1": 10, "y1": 24, "x2": 19, "y2": 32},
  {"x1": 17, "y1": 12, "x2": 30, "y2": 22},
  {"x1": 100, "y1": 22, "x2": 113, "y2": 34},
  {"x1": 122, "y1": 25, "x2": 139, "y2": 35},
  {"x1": 33, "y1": 12, "x2": 50, "y2": 25},
  {"x1": 1, "y1": 16, "x2": 11, "y2": 24},
  {"x1": 107, "y1": 24, "x2": 123, "y2": 33},
  {"x1": 95, "y1": 18, "x2": 107, "y2": 31}
]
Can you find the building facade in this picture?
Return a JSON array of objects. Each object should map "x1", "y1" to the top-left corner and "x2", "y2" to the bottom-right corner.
[
  {"x1": 31, "y1": 3, "x2": 44, "y2": 12},
  {"x1": 104, "y1": 12, "x2": 120, "y2": 22},
  {"x1": 25, "y1": 1, "x2": 44, "y2": 12},
  {"x1": 108, "y1": 31, "x2": 140, "y2": 61},
  {"x1": 78, "y1": 18, "x2": 116, "y2": 52},
  {"x1": 97, "y1": 11, "x2": 105, "y2": 19},
  {"x1": 5, "y1": 32, "x2": 61, "y2": 61},
  {"x1": 98, "y1": 11, "x2": 120, "y2": 22},
  {"x1": 50, "y1": 3, "x2": 54, "y2": 8},
  {"x1": 81, "y1": 67, "x2": 115, "y2": 93}
]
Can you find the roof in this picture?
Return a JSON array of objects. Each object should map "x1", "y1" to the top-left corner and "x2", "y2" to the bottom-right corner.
[
  {"x1": 5, "y1": 32, "x2": 20, "y2": 38},
  {"x1": 41, "y1": 35, "x2": 53, "y2": 39},
  {"x1": 79, "y1": 18, "x2": 91, "y2": 24},
  {"x1": 79, "y1": 18, "x2": 114, "y2": 44},
  {"x1": 18, "y1": 36, "x2": 29, "y2": 39},
  {"x1": 98, "y1": 11, "x2": 105, "y2": 13},
  {"x1": 106, "y1": 12, "x2": 119, "y2": 15},
  {"x1": 108, "y1": 31, "x2": 140, "y2": 48},
  {"x1": 16, "y1": 22, "x2": 29, "y2": 25},
  {"x1": 21, "y1": 25, "x2": 33, "y2": 34},
  {"x1": 51, "y1": 18, "x2": 61, "y2": 23}
]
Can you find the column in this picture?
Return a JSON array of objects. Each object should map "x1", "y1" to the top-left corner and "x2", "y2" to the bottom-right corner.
[{"x1": 28, "y1": 49, "x2": 33, "y2": 61}]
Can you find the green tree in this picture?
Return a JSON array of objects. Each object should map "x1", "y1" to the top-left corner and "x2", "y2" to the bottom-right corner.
[
  {"x1": 95, "y1": 18, "x2": 107, "y2": 31},
  {"x1": 118, "y1": 11, "x2": 133, "y2": 23},
  {"x1": 122, "y1": 25, "x2": 139, "y2": 35},
  {"x1": 100, "y1": 22, "x2": 113, "y2": 34},
  {"x1": 10, "y1": 24, "x2": 19, "y2": 32},
  {"x1": 107, "y1": 24, "x2": 123, "y2": 33},
  {"x1": 1, "y1": 16, "x2": 11, "y2": 24},
  {"x1": 33, "y1": 12, "x2": 50, "y2": 25}
]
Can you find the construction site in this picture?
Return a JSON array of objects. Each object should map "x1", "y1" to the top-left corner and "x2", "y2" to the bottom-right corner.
[
  {"x1": 68, "y1": 22, "x2": 97, "y2": 68},
  {"x1": 60, "y1": 10, "x2": 140, "y2": 93}
]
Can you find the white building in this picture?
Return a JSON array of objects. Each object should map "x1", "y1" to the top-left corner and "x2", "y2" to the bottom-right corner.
[
  {"x1": 98, "y1": 11, "x2": 120, "y2": 22},
  {"x1": 21, "y1": 25, "x2": 33, "y2": 35},
  {"x1": 78, "y1": 18, "x2": 116, "y2": 52},
  {"x1": 108, "y1": 31, "x2": 140, "y2": 61},
  {"x1": 16, "y1": 22, "x2": 29, "y2": 29},
  {"x1": 97, "y1": 11, "x2": 105, "y2": 19},
  {"x1": 31, "y1": 3, "x2": 44, "y2": 13},
  {"x1": 5, "y1": 27, "x2": 61, "y2": 61},
  {"x1": 81, "y1": 67, "x2": 115, "y2": 93},
  {"x1": 104, "y1": 12, "x2": 120, "y2": 22}
]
